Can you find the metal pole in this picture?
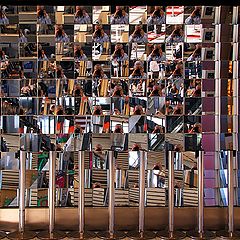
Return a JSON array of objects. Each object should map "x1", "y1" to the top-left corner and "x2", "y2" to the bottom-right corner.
[
  {"x1": 168, "y1": 151, "x2": 174, "y2": 238},
  {"x1": 79, "y1": 151, "x2": 85, "y2": 239},
  {"x1": 109, "y1": 151, "x2": 114, "y2": 238},
  {"x1": 49, "y1": 151, "x2": 56, "y2": 238},
  {"x1": 198, "y1": 151, "x2": 204, "y2": 238},
  {"x1": 139, "y1": 151, "x2": 145, "y2": 236},
  {"x1": 228, "y1": 150, "x2": 234, "y2": 237},
  {"x1": 19, "y1": 151, "x2": 26, "y2": 234}
]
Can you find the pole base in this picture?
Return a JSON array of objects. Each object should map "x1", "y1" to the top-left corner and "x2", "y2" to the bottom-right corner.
[
  {"x1": 67, "y1": 230, "x2": 96, "y2": 239},
  {"x1": 37, "y1": 230, "x2": 66, "y2": 239},
  {"x1": 187, "y1": 230, "x2": 216, "y2": 239},
  {"x1": 0, "y1": 231, "x2": 6, "y2": 239},
  {"x1": 7, "y1": 231, "x2": 37, "y2": 239},
  {"x1": 216, "y1": 230, "x2": 240, "y2": 239},
  {"x1": 127, "y1": 230, "x2": 156, "y2": 239},
  {"x1": 97, "y1": 231, "x2": 126, "y2": 239},
  {"x1": 157, "y1": 230, "x2": 186, "y2": 239}
]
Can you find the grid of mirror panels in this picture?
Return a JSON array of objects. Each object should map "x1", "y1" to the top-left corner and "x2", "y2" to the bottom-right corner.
[{"x1": 0, "y1": 5, "x2": 239, "y2": 209}]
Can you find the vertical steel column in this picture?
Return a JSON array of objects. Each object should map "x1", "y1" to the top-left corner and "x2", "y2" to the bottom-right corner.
[
  {"x1": 79, "y1": 151, "x2": 85, "y2": 239},
  {"x1": 109, "y1": 151, "x2": 115, "y2": 238},
  {"x1": 19, "y1": 151, "x2": 26, "y2": 234},
  {"x1": 228, "y1": 151, "x2": 234, "y2": 237},
  {"x1": 198, "y1": 151, "x2": 204, "y2": 237},
  {"x1": 139, "y1": 151, "x2": 145, "y2": 236},
  {"x1": 168, "y1": 151, "x2": 174, "y2": 238},
  {"x1": 49, "y1": 151, "x2": 56, "y2": 238}
]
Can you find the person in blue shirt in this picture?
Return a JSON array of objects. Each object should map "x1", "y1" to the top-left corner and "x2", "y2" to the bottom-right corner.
[
  {"x1": 74, "y1": 6, "x2": 91, "y2": 24},
  {"x1": 147, "y1": 6, "x2": 165, "y2": 26},
  {"x1": 74, "y1": 46, "x2": 88, "y2": 61},
  {"x1": 166, "y1": 25, "x2": 184, "y2": 43},
  {"x1": 37, "y1": 6, "x2": 52, "y2": 24},
  {"x1": 55, "y1": 25, "x2": 70, "y2": 43},
  {"x1": 92, "y1": 24, "x2": 110, "y2": 44},
  {"x1": 147, "y1": 44, "x2": 166, "y2": 62},
  {"x1": 0, "y1": 8, "x2": 9, "y2": 25},
  {"x1": 185, "y1": 7, "x2": 201, "y2": 24},
  {"x1": 110, "y1": 6, "x2": 129, "y2": 24},
  {"x1": 129, "y1": 25, "x2": 148, "y2": 44},
  {"x1": 111, "y1": 44, "x2": 128, "y2": 61}
]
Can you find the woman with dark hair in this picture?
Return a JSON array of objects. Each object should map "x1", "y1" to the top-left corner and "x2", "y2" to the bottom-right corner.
[
  {"x1": 147, "y1": 6, "x2": 165, "y2": 25},
  {"x1": 37, "y1": 5, "x2": 51, "y2": 24},
  {"x1": 92, "y1": 24, "x2": 109, "y2": 43},
  {"x1": 147, "y1": 44, "x2": 166, "y2": 62},
  {"x1": 74, "y1": 6, "x2": 91, "y2": 24},
  {"x1": 92, "y1": 64, "x2": 107, "y2": 79},
  {"x1": 110, "y1": 6, "x2": 128, "y2": 24},
  {"x1": 129, "y1": 24, "x2": 148, "y2": 44},
  {"x1": 185, "y1": 6, "x2": 201, "y2": 24},
  {"x1": 111, "y1": 44, "x2": 128, "y2": 61},
  {"x1": 74, "y1": 46, "x2": 88, "y2": 61},
  {"x1": 55, "y1": 25, "x2": 69, "y2": 43},
  {"x1": 0, "y1": 7, "x2": 9, "y2": 25},
  {"x1": 187, "y1": 44, "x2": 202, "y2": 61},
  {"x1": 166, "y1": 25, "x2": 184, "y2": 43}
]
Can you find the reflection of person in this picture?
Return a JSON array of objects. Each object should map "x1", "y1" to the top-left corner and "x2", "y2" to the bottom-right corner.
[
  {"x1": 187, "y1": 44, "x2": 202, "y2": 61},
  {"x1": 133, "y1": 105, "x2": 145, "y2": 115},
  {"x1": 92, "y1": 24, "x2": 109, "y2": 43},
  {"x1": 74, "y1": 46, "x2": 88, "y2": 61},
  {"x1": 110, "y1": 6, "x2": 128, "y2": 24},
  {"x1": 0, "y1": 7, "x2": 9, "y2": 25},
  {"x1": 185, "y1": 7, "x2": 201, "y2": 24},
  {"x1": 92, "y1": 64, "x2": 108, "y2": 79},
  {"x1": 114, "y1": 124, "x2": 123, "y2": 133},
  {"x1": 129, "y1": 61, "x2": 146, "y2": 79},
  {"x1": 147, "y1": 44, "x2": 166, "y2": 62},
  {"x1": 38, "y1": 49, "x2": 48, "y2": 61},
  {"x1": 74, "y1": 6, "x2": 91, "y2": 24},
  {"x1": 112, "y1": 85, "x2": 124, "y2": 97},
  {"x1": 147, "y1": 6, "x2": 165, "y2": 25},
  {"x1": 166, "y1": 25, "x2": 184, "y2": 43},
  {"x1": 93, "y1": 144, "x2": 106, "y2": 169},
  {"x1": 55, "y1": 25, "x2": 69, "y2": 43},
  {"x1": 111, "y1": 44, "x2": 128, "y2": 61},
  {"x1": 37, "y1": 6, "x2": 52, "y2": 24},
  {"x1": 93, "y1": 105, "x2": 103, "y2": 115},
  {"x1": 129, "y1": 25, "x2": 148, "y2": 44},
  {"x1": 189, "y1": 123, "x2": 202, "y2": 133}
]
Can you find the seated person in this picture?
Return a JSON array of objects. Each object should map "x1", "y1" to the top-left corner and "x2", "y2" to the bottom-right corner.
[
  {"x1": 129, "y1": 61, "x2": 147, "y2": 79},
  {"x1": 129, "y1": 24, "x2": 148, "y2": 44},
  {"x1": 147, "y1": 44, "x2": 166, "y2": 62},
  {"x1": 55, "y1": 25, "x2": 70, "y2": 43},
  {"x1": 147, "y1": 6, "x2": 165, "y2": 25},
  {"x1": 74, "y1": 6, "x2": 91, "y2": 24},
  {"x1": 110, "y1": 6, "x2": 128, "y2": 24},
  {"x1": 92, "y1": 24, "x2": 109, "y2": 43},
  {"x1": 166, "y1": 25, "x2": 184, "y2": 43},
  {"x1": 185, "y1": 6, "x2": 201, "y2": 24},
  {"x1": 74, "y1": 46, "x2": 88, "y2": 61},
  {"x1": 37, "y1": 6, "x2": 52, "y2": 24},
  {"x1": 111, "y1": 44, "x2": 128, "y2": 61}
]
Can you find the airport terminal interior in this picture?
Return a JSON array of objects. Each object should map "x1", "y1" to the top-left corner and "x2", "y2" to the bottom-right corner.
[{"x1": 0, "y1": 4, "x2": 239, "y2": 239}]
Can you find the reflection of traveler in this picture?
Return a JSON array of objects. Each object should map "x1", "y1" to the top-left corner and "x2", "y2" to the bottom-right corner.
[
  {"x1": 153, "y1": 163, "x2": 165, "y2": 187},
  {"x1": 93, "y1": 64, "x2": 108, "y2": 79},
  {"x1": 129, "y1": 61, "x2": 146, "y2": 79},
  {"x1": 129, "y1": 25, "x2": 148, "y2": 44},
  {"x1": 187, "y1": 44, "x2": 201, "y2": 61},
  {"x1": 110, "y1": 6, "x2": 128, "y2": 24},
  {"x1": 0, "y1": 7, "x2": 9, "y2": 25},
  {"x1": 166, "y1": 25, "x2": 184, "y2": 43},
  {"x1": 37, "y1": 6, "x2": 52, "y2": 24},
  {"x1": 147, "y1": 44, "x2": 166, "y2": 62},
  {"x1": 74, "y1": 46, "x2": 88, "y2": 61},
  {"x1": 185, "y1": 7, "x2": 201, "y2": 24},
  {"x1": 147, "y1": 6, "x2": 165, "y2": 25},
  {"x1": 133, "y1": 105, "x2": 145, "y2": 115},
  {"x1": 189, "y1": 123, "x2": 202, "y2": 133},
  {"x1": 92, "y1": 24, "x2": 109, "y2": 43},
  {"x1": 111, "y1": 44, "x2": 128, "y2": 61},
  {"x1": 55, "y1": 25, "x2": 70, "y2": 43},
  {"x1": 93, "y1": 105, "x2": 103, "y2": 115},
  {"x1": 74, "y1": 6, "x2": 91, "y2": 24}
]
